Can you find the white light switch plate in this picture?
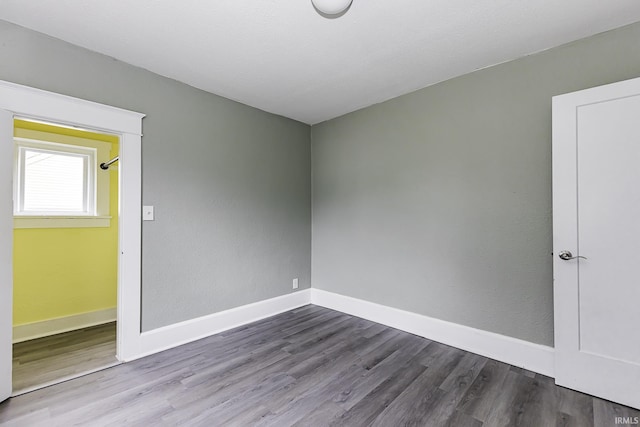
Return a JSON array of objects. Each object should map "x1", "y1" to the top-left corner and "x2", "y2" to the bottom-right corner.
[{"x1": 143, "y1": 206, "x2": 154, "y2": 221}]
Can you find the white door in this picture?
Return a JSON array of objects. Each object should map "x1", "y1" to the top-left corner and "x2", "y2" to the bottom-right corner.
[
  {"x1": 0, "y1": 109, "x2": 13, "y2": 402},
  {"x1": 553, "y1": 77, "x2": 640, "y2": 410}
]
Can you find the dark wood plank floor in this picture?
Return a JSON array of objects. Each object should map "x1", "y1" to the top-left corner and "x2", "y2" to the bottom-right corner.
[
  {"x1": 0, "y1": 305, "x2": 638, "y2": 426},
  {"x1": 12, "y1": 322, "x2": 118, "y2": 395}
]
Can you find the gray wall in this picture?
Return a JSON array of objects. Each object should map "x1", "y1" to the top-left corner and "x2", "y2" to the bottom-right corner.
[
  {"x1": 312, "y1": 22, "x2": 640, "y2": 346},
  {"x1": 4, "y1": 17, "x2": 640, "y2": 346},
  {"x1": 0, "y1": 20, "x2": 311, "y2": 331}
]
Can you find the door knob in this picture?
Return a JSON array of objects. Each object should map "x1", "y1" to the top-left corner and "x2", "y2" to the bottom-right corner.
[{"x1": 558, "y1": 250, "x2": 587, "y2": 261}]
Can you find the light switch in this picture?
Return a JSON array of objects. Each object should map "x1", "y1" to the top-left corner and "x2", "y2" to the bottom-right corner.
[{"x1": 143, "y1": 206, "x2": 154, "y2": 221}]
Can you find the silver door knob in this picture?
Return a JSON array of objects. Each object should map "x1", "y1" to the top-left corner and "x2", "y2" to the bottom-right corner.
[{"x1": 558, "y1": 250, "x2": 587, "y2": 261}]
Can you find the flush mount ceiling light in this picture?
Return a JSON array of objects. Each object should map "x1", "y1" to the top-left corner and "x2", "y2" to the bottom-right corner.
[{"x1": 311, "y1": 0, "x2": 353, "y2": 15}]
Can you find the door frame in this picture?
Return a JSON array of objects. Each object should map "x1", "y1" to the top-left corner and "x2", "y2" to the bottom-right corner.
[
  {"x1": 0, "y1": 80, "x2": 145, "y2": 370},
  {"x1": 552, "y1": 76, "x2": 640, "y2": 409}
]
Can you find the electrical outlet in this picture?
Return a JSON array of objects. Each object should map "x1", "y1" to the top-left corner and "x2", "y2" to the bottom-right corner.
[{"x1": 293, "y1": 278, "x2": 299, "y2": 289}]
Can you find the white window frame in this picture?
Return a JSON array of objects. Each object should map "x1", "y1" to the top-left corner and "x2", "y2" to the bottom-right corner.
[
  {"x1": 13, "y1": 134, "x2": 113, "y2": 228},
  {"x1": 14, "y1": 138, "x2": 96, "y2": 215}
]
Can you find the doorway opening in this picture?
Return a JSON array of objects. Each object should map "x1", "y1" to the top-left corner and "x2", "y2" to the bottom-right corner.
[
  {"x1": 11, "y1": 118, "x2": 121, "y2": 395},
  {"x1": 0, "y1": 80, "x2": 144, "y2": 403}
]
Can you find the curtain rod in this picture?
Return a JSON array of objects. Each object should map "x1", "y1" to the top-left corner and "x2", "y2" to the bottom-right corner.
[{"x1": 100, "y1": 156, "x2": 119, "y2": 170}]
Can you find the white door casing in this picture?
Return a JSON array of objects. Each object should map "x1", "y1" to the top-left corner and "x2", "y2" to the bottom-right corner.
[
  {"x1": 553, "y1": 76, "x2": 640, "y2": 410},
  {"x1": 0, "y1": 80, "x2": 145, "y2": 399},
  {"x1": 0, "y1": 109, "x2": 13, "y2": 402}
]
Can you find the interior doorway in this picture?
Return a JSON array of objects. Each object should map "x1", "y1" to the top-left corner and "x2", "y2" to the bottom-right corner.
[
  {"x1": 0, "y1": 80, "x2": 144, "y2": 403},
  {"x1": 11, "y1": 118, "x2": 121, "y2": 395}
]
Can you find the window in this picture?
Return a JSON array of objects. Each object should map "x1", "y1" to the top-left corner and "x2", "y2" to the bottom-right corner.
[
  {"x1": 14, "y1": 139, "x2": 97, "y2": 216},
  {"x1": 13, "y1": 133, "x2": 113, "y2": 229}
]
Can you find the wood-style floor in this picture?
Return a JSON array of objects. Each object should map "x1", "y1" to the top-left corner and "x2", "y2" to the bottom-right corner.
[
  {"x1": 1, "y1": 305, "x2": 638, "y2": 426},
  {"x1": 12, "y1": 322, "x2": 118, "y2": 395}
]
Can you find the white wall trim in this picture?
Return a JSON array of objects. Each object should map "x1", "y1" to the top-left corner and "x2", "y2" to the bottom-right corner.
[
  {"x1": 121, "y1": 286, "x2": 555, "y2": 377},
  {"x1": 13, "y1": 308, "x2": 117, "y2": 344},
  {"x1": 0, "y1": 109, "x2": 13, "y2": 400},
  {"x1": 129, "y1": 290, "x2": 312, "y2": 362},
  {"x1": 310, "y1": 288, "x2": 555, "y2": 378},
  {"x1": 0, "y1": 80, "x2": 144, "y2": 135}
]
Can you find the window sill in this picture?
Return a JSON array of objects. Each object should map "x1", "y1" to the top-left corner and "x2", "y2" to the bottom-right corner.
[{"x1": 14, "y1": 216, "x2": 112, "y2": 229}]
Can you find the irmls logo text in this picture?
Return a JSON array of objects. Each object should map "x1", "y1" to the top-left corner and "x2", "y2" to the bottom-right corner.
[{"x1": 615, "y1": 416, "x2": 640, "y2": 425}]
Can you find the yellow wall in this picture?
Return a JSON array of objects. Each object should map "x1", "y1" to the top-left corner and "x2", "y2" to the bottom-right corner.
[{"x1": 12, "y1": 119, "x2": 119, "y2": 326}]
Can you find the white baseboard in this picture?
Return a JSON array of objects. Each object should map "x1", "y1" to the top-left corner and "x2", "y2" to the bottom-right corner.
[
  {"x1": 123, "y1": 287, "x2": 555, "y2": 378},
  {"x1": 310, "y1": 288, "x2": 555, "y2": 378},
  {"x1": 133, "y1": 289, "x2": 311, "y2": 361},
  {"x1": 13, "y1": 307, "x2": 117, "y2": 343}
]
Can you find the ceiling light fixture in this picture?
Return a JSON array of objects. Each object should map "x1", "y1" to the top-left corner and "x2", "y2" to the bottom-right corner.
[{"x1": 311, "y1": 0, "x2": 353, "y2": 15}]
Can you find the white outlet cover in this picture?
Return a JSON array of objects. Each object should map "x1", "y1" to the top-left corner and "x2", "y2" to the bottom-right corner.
[{"x1": 293, "y1": 278, "x2": 299, "y2": 289}]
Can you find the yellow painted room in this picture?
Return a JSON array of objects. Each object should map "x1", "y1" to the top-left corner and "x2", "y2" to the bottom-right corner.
[{"x1": 12, "y1": 119, "x2": 120, "y2": 393}]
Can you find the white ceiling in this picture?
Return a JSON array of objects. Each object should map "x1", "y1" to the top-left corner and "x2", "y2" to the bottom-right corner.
[{"x1": 1, "y1": 1, "x2": 640, "y2": 125}]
